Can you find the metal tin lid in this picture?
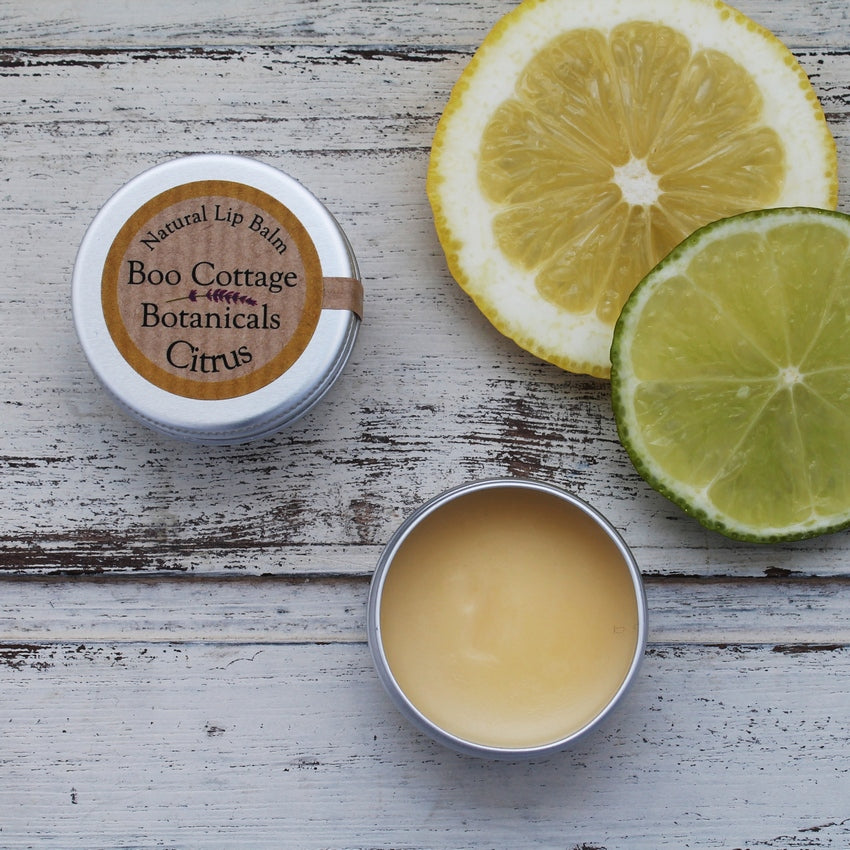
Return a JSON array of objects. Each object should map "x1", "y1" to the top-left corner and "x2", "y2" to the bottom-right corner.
[{"x1": 72, "y1": 154, "x2": 361, "y2": 444}]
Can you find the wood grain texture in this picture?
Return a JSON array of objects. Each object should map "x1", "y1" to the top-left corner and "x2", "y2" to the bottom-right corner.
[
  {"x1": 1, "y1": 0, "x2": 849, "y2": 846},
  {"x1": 0, "y1": 0, "x2": 848, "y2": 48},
  {"x1": 0, "y1": 42, "x2": 848, "y2": 577},
  {"x1": 2, "y1": 643, "x2": 850, "y2": 849}
]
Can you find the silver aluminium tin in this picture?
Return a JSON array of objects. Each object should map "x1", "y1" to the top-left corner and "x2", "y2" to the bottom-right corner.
[
  {"x1": 72, "y1": 154, "x2": 360, "y2": 444},
  {"x1": 366, "y1": 478, "x2": 648, "y2": 760}
]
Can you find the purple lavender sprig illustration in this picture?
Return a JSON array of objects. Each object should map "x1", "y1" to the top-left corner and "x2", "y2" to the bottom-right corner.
[{"x1": 166, "y1": 288, "x2": 259, "y2": 307}]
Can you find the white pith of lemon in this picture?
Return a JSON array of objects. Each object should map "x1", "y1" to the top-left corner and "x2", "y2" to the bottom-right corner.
[
  {"x1": 427, "y1": 0, "x2": 838, "y2": 378},
  {"x1": 611, "y1": 207, "x2": 850, "y2": 543}
]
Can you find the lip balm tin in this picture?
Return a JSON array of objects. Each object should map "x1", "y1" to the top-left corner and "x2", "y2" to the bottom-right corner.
[
  {"x1": 367, "y1": 479, "x2": 648, "y2": 760},
  {"x1": 72, "y1": 154, "x2": 362, "y2": 444}
]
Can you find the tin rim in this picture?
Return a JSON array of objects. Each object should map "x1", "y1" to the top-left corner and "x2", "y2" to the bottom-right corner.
[{"x1": 366, "y1": 478, "x2": 648, "y2": 760}]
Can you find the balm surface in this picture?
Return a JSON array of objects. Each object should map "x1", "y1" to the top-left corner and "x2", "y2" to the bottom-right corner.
[{"x1": 378, "y1": 486, "x2": 639, "y2": 749}]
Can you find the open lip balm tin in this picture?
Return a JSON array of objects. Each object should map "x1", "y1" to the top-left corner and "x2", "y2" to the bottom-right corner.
[{"x1": 367, "y1": 478, "x2": 647, "y2": 759}]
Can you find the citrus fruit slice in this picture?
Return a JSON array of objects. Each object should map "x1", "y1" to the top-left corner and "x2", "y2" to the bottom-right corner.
[
  {"x1": 427, "y1": 0, "x2": 838, "y2": 378},
  {"x1": 611, "y1": 207, "x2": 850, "y2": 543}
]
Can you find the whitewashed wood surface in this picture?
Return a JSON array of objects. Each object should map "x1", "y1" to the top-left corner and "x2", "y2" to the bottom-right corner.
[{"x1": 1, "y1": 1, "x2": 849, "y2": 847}]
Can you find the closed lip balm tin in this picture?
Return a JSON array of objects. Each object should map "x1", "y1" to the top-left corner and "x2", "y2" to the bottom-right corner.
[
  {"x1": 367, "y1": 479, "x2": 648, "y2": 760},
  {"x1": 72, "y1": 154, "x2": 362, "y2": 444}
]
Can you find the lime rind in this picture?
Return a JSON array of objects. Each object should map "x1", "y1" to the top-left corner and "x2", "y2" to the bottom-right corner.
[{"x1": 611, "y1": 207, "x2": 850, "y2": 543}]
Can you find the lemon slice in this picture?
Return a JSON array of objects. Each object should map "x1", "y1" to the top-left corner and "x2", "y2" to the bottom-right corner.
[
  {"x1": 611, "y1": 207, "x2": 850, "y2": 542},
  {"x1": 427, "y1": 0, "x2": 838, "y2": 378}
]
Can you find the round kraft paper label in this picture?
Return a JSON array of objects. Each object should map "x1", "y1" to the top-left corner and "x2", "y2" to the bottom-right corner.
[{"x1": 101, "y1": 180, "x2": 323, "y2": 400}]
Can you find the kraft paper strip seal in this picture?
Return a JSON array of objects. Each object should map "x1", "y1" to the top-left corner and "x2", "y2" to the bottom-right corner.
[{"x1": 323, "y1": 276, "x2": 363, "y2": 320}]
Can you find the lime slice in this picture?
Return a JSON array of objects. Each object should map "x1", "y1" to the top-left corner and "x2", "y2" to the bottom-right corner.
[{"x1": 611, "y1": 207, "x2": 850, "y2": 542}]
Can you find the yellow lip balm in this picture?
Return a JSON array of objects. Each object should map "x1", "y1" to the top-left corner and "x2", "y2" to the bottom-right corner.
[{"x1": 367, "y1": 480, "x2": 646, "y2": 758}]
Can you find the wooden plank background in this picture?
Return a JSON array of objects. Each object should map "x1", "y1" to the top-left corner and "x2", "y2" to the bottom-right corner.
[{"x1": 1, "y1": 1, "x2": 849, "y2": 847}]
